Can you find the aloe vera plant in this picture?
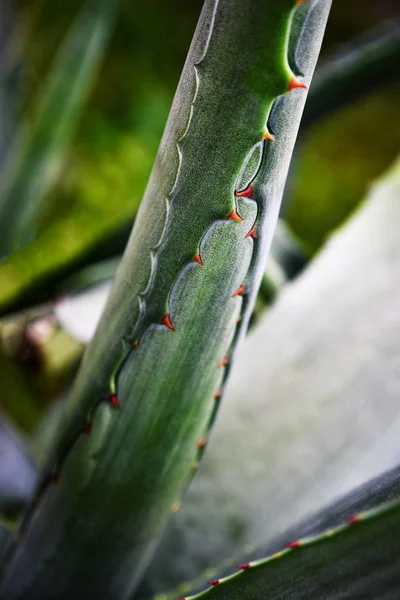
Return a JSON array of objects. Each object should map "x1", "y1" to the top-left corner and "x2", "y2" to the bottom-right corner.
[{"x1": 0, "y1": 0, "x2": 331, "y2": 597}]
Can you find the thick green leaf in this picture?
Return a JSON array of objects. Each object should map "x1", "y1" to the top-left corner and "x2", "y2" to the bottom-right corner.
[
  {"x1": 0, "y1": 1, "x2": 330, "y2": 598},
  {"x1": 138, "y1": 157, "x2": 400, "y2": 596},
  {"x1": 162, "y1": 466, "x2": 400, "y2": 599},
  {"x1": 50, "y1": 219, "x2": 304, "y2": 344},
  {"x1": 0, "y1": 0, "x2": 117, "y2": 259}
]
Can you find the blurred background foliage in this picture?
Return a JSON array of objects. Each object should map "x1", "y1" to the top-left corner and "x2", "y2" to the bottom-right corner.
[
  {"x1": 1, "y1": 0, "x2": 399, "y2": 303},
  {"x1": 0, "y1": 0, "x2": 399, "y2": 433}
]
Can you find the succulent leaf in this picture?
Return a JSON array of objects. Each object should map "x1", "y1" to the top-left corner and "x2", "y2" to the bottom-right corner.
[
  {"x1": 0, "y1": 1, "x2": 330, "y2": 598},
  {"x1": 52, "y1": 219, "x2": 305, "y2": 345},
  {"x1": 163, "y1": 466, "x2": 400, "y2": 600},
  {"x1": 138, "y1": 156, "x2": 400, "y2": 596}
]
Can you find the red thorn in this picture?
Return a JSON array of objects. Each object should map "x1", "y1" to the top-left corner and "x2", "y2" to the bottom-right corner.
[
  {"x1": 232, "y1": 283, "x2": 245, "y2": 297},
  {"x1": 263, "y1": 128, "x2": 275, "y2": 141},
  {"x1": 246, "y1": 225, "x2": 257, "y2": 238},
  {"x1": 84, "y1": 422, "x2": 92, "y2": 436},
  {"x1": 236, "y1": 316, "x2": 242, "y2": 324},
  {"x1": 296, "y1": 0, "x2": 307, "y2": 4},
  {"x1": 213, "y1": 389, "x2": 222, "y2": 400},
  {"x1": 236, "y1": 184, "x2": 254, "y2": 198},
  {"x1": 237, "y1": 563, "x2": 250, "y2": 570},
  {"x1": 347, "y1": 514, "x2": 360, "y2": 525},
  {"x1": 50, "y1": 472, "x2": 59, "y2": 484},
  {"x1": 197, "y1": 436, "x2": 206, "y2": 449},
  {"x1": 208, "y1": 580, "x2": 220, "y2": 586},
  {"x1": 288, "y1": 76, "x2": 307, "y2": 92},
  {"x1": 193, "y1": 253, "x2": 203, "y2": 265},
  {"x1": 285, "y1": 540, "x2": 301, "y2": 549},
  {"x1": 162, "y1": 313, "x2": 175, "y2": 331},
  {"x1": 110, "y1": 393, "x2": 120, "y2": 409},
  {"x1": 218, "y1": 355, "x2": 229, "y2": 368},
  {"x1": 227, "y1": 208, "x2": 243, "y2": 222},
  {"x1": 133, "y1": 340, "x2": 139, "y2": 349}
]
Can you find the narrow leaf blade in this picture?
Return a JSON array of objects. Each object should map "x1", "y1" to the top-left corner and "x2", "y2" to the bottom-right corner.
[{"x1": 0, "y1": 0, "x2": 117, "y2": 259}]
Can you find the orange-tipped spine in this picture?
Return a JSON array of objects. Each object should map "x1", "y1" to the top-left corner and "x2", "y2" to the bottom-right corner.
[
  {"x1": 235, "y1": 184, "x2": 254, "y2": 198},
  {"x1": 162, "y1": 313, "x2": 175, "y2": 331},
  {"x1": 227, "y1": 208, "x2": 243, "y2": 222}
]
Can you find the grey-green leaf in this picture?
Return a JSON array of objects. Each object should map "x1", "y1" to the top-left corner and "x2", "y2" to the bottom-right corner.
[
  {"x1": 138, "y1": 156, "x2": 400, "y2": 596},
  {"x1": 164, "y1": 466, "x2": 400, "y2": 600},
  {"x1": 0, "y1": 1, "x2": 330, "y2": 598}
]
